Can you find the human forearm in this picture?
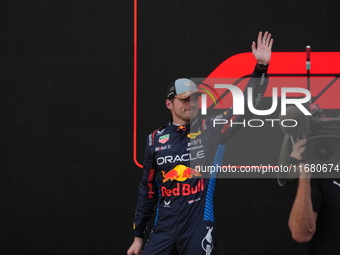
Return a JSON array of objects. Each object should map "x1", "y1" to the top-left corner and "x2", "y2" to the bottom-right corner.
[{"x1": 288, "y1": 164, "x2": 316, "y2": 243}]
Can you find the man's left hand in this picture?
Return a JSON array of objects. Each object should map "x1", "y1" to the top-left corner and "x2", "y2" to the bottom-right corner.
[{"x1": 252, "y1": 31, "x2": 273, "y2": 65}]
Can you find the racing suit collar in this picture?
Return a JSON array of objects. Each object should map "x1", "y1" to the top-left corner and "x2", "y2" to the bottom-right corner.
[
  {"x1": 169, "y1": 117, "x2": 199, "y2": 132},
  {"x1": 169, "y1": 122, "x2": 190, "y2": 132}
]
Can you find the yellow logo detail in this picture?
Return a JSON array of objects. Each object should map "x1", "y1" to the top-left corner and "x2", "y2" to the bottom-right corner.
[{"x1": 187, "y1": 131, "x2": 202, "y2": 139}]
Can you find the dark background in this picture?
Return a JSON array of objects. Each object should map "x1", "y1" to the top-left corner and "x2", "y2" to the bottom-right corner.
[{"x1": 1, "y1": 0, "x2": 340, "y2": 254}]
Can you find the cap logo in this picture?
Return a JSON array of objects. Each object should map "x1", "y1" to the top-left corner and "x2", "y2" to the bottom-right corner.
[{"x1": 182, "y1": 91, "x2": 191, "y2": 97}]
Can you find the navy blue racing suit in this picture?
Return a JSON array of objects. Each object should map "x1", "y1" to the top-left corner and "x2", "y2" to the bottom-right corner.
[{"x1": 132, "y1": 65, "x2": 269, "y2": 255}]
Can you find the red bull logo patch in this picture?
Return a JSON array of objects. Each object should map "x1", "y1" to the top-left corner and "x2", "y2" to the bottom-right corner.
[
  {"x1": 177, "y1": 125, "x2": 187, "y2": 131},
  {"x1": 161, "y1": 165, "x2": 202, "y2": 182},
  {"x1": 161, "y1": 178, "x2": 204, "y2": 197},
  {"x1": 161, "y1": 165, "x2": 204, "y2": 197}
]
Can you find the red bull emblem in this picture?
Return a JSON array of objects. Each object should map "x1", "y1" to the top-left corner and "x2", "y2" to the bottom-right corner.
[
  {"x1": 161, "y1": 165, "x2": 202, "y2": 183},
  {"x1": 161, "y1": 179, "x2": 204, "y2": 197},
  {"x1": 161, "y1": 165, "x2": 204, "y2": 197},
  {"x1": 177, "y1": 125, "x2": 187, "y2": 131}
]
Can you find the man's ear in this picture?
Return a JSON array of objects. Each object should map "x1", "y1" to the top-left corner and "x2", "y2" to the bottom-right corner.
[{"x1": 166, "y1": 99, "x2": 173, "y2": 110}]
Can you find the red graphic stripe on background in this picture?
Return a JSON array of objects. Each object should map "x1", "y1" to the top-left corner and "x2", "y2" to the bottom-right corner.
[
  {"x1": 133, "y1": 0, "x2": 143, "y2": 168},
  {"x1": 133, "y1": 4, "x2": 340, "y2": 167}
]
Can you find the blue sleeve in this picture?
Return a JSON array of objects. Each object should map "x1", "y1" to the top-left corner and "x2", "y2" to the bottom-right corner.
[
  {"x1": 133, "y1": 135, "x2": 159, "y2": 238},
  {"x1": 203, "y1": 65, "x2": 269, "y2": 144}
]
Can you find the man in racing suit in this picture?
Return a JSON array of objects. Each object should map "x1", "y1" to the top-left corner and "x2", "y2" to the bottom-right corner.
[{"x1": 127, "y1": 31, "x2": 273, "y2": 255}]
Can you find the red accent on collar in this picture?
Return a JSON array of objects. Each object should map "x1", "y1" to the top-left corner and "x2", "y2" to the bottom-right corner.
[{"x1": 177, "y1": 125, "x2": 187, "y2": 131}]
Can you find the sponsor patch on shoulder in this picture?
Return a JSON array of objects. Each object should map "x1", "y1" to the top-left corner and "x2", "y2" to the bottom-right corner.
[{"x1": 159, "y1": 134, "x2": 170, "y2": 144}]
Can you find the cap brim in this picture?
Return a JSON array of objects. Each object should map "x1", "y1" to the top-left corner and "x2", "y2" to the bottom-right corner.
[{"x1": 174, "y1": 91, "x2": 203, "y2": 99}]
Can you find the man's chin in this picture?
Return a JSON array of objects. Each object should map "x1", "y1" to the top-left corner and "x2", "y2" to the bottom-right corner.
[{"x1": 189, "y1": 113, "x2": 198, "y2": 120}]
